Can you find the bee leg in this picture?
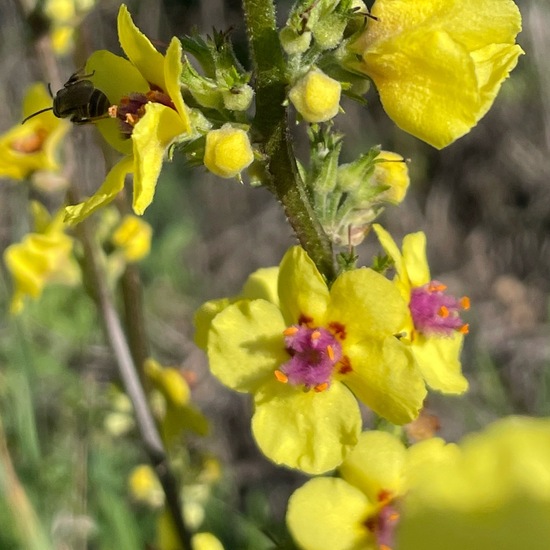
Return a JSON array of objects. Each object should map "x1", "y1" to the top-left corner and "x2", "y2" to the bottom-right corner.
[{"x1": 71, "y1": 114, "x2": 111, "y2": 125}]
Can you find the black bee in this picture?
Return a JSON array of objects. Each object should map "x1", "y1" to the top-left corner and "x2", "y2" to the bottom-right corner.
[{"x1": 22, "y1": 71, "x2": 110, "y2": 125}]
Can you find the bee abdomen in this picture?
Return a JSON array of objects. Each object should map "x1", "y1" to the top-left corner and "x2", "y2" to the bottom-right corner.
[{"x1": 87, "y1": 89, "x2": 110, "y2": 118}]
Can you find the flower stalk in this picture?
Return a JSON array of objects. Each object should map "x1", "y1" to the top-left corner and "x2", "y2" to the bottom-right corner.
[{"x1": 243, "y1": 0, "x2": 336, "y2": 282}]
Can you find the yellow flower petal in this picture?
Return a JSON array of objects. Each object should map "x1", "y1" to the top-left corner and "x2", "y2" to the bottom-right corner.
[
  {"x1": 164, "y1": 37, "x2": 192, "y2": 134},
  {"x1": 4, "y1": 222, "x2": 79, "y2": 314},
  {"x1": 86, "y1": 49, "x2": 149, "y2": 156},
  {"x1": 356, "y1": 0, "x2": 524, "y2": 148},
  {"x1": 0, "y1": 83, "x2": 69, "y2": 180},
  {"x1": 400, "y1": 231, "x2": 430, "y2": 288},
  {"x1": 252, "y1": 379, "x2": 361, "y2": 474},
  {"x1": 241, "y1": 267, "x2": 279, "y2": 305},
  {"x1": 117, "y1": 4, "x2": 166, "y2": 90},
  {"x1": 194, "y1": 297, "x2": 232, "y2": 350},
  {"x1": 287, "y1": 477, "x2": 374, "y2": 550},
  {"x1": 277, "y1": 246, "x2": 330, "y2": 326},
  {"x1": 412, "y1": 333, "x2": 468, "y2": 394},
  {"x1": 192, "y1": 533, "x2": 225, "y2": 550},
  {"x1": 399, "y1": 417, "x2": 550, "y2": 550},
  {"x1": 344, "y1": 337, "x2": 426, "y2": 424},
  {"x1": 64, "y1": 156, "x2": 133, "y2": 224},
  {"x1": 112, "y1": 214, "x2": 152, "y2": 262},
  {"x1": 145, "y1": 359, "x2": 190, "y2": 406},
  {"x1": 339, "y1": 430, "x2": 407, "y2": 502},
  {"x1": 328, "y1": 268, "x2": 408, "y2": 341},
  {"x1": 131, "y1": 102, "x2": 187, "y2": 215},
  {"x1": 207, "y1": 300, "x2": 288, "y2": 393},
  {"x1": 365, "y1": 29, "x2": 480, "y2": 149}
]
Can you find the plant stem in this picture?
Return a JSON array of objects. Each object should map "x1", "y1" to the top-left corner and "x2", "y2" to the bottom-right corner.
[
  {"x1": 120, "y1": 264, "x2": 150, "y2": 383},
  {"x1": 74, "y1": 215, "x2": 192, "y2": 550},
  {"x1": 243, "y1": 0, "x2": 336, "y2": 282}
]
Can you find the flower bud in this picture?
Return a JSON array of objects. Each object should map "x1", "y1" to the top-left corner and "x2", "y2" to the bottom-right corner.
[
  {"x1": 288, "y1": 69, "x2": 341, "y2": 123},
  {"x1": 280, "y1": 27, "x2": 312, "y2": 55},
  {"x1": 222, "y1": 84, "x2": 254, "y2": 112},
  {"x1": 370, "y1": 151, "x2": 409, "y2": 204},
  {"x1": 312, "y1": 13, "x2": 347, "y2": 50},
  {"x1": 204, "y1": 124, "x2": 254, "y2": 178},
  {"x1": 111, "y1": 214, "x2": 152, "y2": 262}
]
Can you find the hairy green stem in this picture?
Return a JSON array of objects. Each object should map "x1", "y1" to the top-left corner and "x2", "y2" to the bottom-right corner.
[{"x1": 243, "y1": 0, "x2": 336, "y2": 281}]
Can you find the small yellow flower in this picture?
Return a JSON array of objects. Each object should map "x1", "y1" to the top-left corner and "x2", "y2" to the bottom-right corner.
[
  {"x1": 0, "y1": 83, "x2": 69, "y2": 181},
  {"x1": 288, "y1": 69, "x2": 342, "y2": 123},
  {"x1": 204, "y1": 125, "x2": 254, "y2": 178},
  {"x1": 351, "y1": 0, "x2": 524, "y2": 148},
  {"x1": 371, "y1": 151, "x2": 410, "y2": 204},
  {"x1": 144, "y1": 359, "x2": 209, "y2": 447},
  {"x1": 156, "y1": 510, "x2": 225, "y2": 550},
  {"x1": 128, "y1": 465, "x2": 164, "y2": 508},
  {"x1": 44, "y1": 0, "x2": 97, "y2": 55},
  {"x1": 64, "y1": 4, "x2": 192, "y2": 224},
  {"x1": 373, "y1": 224, "x2": 469, "y2": 394},
  {"x1": 4, "y1": 202, "x2": 80, "y2": 314},
  {"x1": 111, "y1": 214, "x2": 152, "y2": 262}
]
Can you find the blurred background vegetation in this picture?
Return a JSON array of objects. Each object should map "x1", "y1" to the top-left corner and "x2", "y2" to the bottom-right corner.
[{"x1": 0, "y1": 0, "x2": 549, "y2": 548}]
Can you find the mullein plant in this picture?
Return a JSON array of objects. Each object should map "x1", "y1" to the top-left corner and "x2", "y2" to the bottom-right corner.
[{"x1": 0, "y1": 0, "x2": 535, "y2": 548}]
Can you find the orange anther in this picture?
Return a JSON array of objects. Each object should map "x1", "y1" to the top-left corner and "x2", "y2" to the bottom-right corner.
[
  {"x1": 311, "y1": 330, "x2": 321, "y2": 341},
  {"x1": 274, "y1": 370, "x2": 288, "y2": 383},
  {"x1": 327, "y1": 345, "x2": 334, "y2": 361},
  {"x1": 459, "y1": 324, "x2": 469, "y2": 335},
  {"x1": 460, "y1": 296, "x2": 471, "y2": 310},
  {"x1": 108, "y1": 105, "x2": 118, "y2": 118},
  {"x1": 388, "y1": 511, "x2": 400, "y2": 522},
  {"x1": 10, "y1": 129, "x2": 47, "y2": 154},
  {"x1": 283, "y1": 326, "x2": 299, "y2": 336},
  {"x1": 314, "y1": 382, "x2": 328, "y2": 393},
  {"x1": 380, "y1": 545, "x2": 392, "y2": 550},
  {"x1": 125, "y1": 113, "x2": 138, "y2": 126},
  {"x1": 428, "y1": 282, "x2": 447, "y2": 292},
  {"x1": 377, "y1": 489, "x2": 392, "y2": 503},
  {"x1": 438, "y1": 305, "x2": 450, "y2": 318}
]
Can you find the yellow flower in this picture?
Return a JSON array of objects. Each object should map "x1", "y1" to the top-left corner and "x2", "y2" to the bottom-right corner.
[
  {"x1": 287, "y1": 430, "x2": 456, "y2": 550},
  {"x1": 145, "y1": 359, "x2": 209, "y2": 448},
  {"x1": 203, "y1": 124, "x2": 254, "y2": 178},
  {"x1": 0, "y1": 83, "x2": 69, "y2": 180},
  {"x1": 64, "y1": 4, "x2": 192, "y2": 224},
  {"x1": 196, "y1": 246, "x2": 426, "y2": 474},
  {"x1": 373, "y1": 224, "x2": 469, "y2": 394},
  {"x1": 4, "y1": 202, "x2": 80, "y2": 314},
  {"x1": 111, "y1": 214, "x2": 152, "y2": 262},
  {"x1": 156, "y1": 510, "x2": 225, "y2": 550},
  {"x1": 128, "y1": 465, "x2": 164, "y2": 508},
  {"x1": 289, "y1": 69, "x2": 342, "y2": 123},
  {"x1": 398, "y1": 417, "x2": 550, "y2": 550},
  {"x1": 351, "y1": 0, "x2": 524, "y2": 148}
]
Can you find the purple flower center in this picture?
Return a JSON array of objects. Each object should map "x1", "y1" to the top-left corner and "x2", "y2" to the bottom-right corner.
[
  {"x1": 409, "y1": 280, "x2": 469, "y2": 337},
  {"x1": 276, "y1": 325, "x2": 343, "y2": 391},
  {"x1": 365, "y1": 492, "x2": 400, "y2": 550},
  {"x1": 111, "y1": 89, "x2": 176, "y2": 136}
]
